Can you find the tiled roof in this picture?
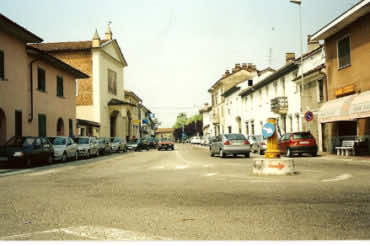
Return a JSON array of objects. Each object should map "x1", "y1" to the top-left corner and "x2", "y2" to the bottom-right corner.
[{"x1": 28, "y1": 40, "x2": 109, "y2": 52}]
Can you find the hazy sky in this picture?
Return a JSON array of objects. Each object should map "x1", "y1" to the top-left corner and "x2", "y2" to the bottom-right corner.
[{"x1": 1, "y1": 0, "x2": 360, "y2": 127}]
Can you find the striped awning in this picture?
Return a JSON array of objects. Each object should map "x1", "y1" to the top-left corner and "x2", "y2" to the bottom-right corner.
[{"x1": 319, "y1": 90, "x2": 370, "y2": 123}]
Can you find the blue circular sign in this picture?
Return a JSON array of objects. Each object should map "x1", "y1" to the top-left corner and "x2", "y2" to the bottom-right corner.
[
  {"x1": 305, "y1": 111, "x2": 314, "y2": 122},
  {"x1": 262, "y1": 123, "x2": 275, "y2": 139}
]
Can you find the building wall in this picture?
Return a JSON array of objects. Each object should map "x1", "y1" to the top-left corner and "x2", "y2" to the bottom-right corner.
[
  {"x1": 0, "y1": 30, "x2": 77, "y2": 142},
  {"x1": 325, "y1": 13, "x2": 370, "y2": 100},
  {"x1": 52, "y1": 51, "x2": 93, "y2": 106}
]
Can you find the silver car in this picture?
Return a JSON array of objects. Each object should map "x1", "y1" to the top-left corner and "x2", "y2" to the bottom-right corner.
[
  {"x1": 210, "y1": 134, "x2": 251, "y2": 158},
  {"x1": 73, "y1": 137, "x2": 99, "y2": 158},
  {"x1": 250, "y1": 135, "x2": 267, "y2": 155},
  {"x1": 110, "y1": 137, "x2": 127, "y2": 153},
  {"x1": 97, "y1": 137, "x2": 111, "y2": 155},
  {"x1": 48, "y1": 136, "x2": 78, "y2": 162}
]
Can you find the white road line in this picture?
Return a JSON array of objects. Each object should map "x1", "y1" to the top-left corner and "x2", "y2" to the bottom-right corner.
[
  {"x1": 321, "y1": 174, "x2": 353, "y2": 182},
  {"x1": 0, "y1": 226, "x2": 171, "y2": 240},
  {"x1": 175, "y1": 165, "x2": 188, "y2": 169},
  {"x1": 204, "y1": 173, "x2": 217, "y2": 177}
]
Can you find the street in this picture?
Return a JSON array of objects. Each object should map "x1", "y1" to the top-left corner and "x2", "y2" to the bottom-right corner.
[{"x1": 0, "y1": 144, "x2": 370, "y2": 240}]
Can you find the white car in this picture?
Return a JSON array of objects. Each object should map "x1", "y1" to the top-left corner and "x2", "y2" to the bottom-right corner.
[
  {"x1": 48, "y1": 136, "x2": 78, "y2": 162},
  {"x1": 73, "y1": 137, "x2": 99, "y2": 158},
  {"x1": 191, "y1": 136, "x2": 201, "y2": 144}
]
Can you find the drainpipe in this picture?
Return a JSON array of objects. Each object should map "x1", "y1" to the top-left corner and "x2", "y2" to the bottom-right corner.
[{"x1": 28, "y1": 56, "x2": 42, "y2": 122}]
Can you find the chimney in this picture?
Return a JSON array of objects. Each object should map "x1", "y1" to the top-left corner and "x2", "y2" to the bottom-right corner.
[
  {"x1": 105, "y1": 23, "x2": 113, "y2": 40},
  {"x1": 251, "y1": 64, "x2": 256, "y2": 70},
  {"x1": 242, "y1": 63, "x2": 248, "y2": 69},
  {"x1": 224, "y1": 70, "x2": 230, "y2": 77},
  {"x1": 286, "y1": 52, "x2": 296, "y2": 64},
  {"x1": 92, "y1": 29, "x2": 101, "y2": 48},
  {"x1": 235, "y1": 63, "x2": 241, "y2": 71},
  {"x1": 307, "y1": 35, "x2": 320, "y2": 52}
]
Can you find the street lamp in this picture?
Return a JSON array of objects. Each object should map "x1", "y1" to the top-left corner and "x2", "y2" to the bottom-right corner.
[{"x1": 290, "y1": 0, "x2": 304, "y2": 131}]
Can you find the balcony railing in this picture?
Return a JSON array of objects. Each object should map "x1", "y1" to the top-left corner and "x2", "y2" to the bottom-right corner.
[{"x1": 271, "y1": 97, "x2": 288, "y2": 114}]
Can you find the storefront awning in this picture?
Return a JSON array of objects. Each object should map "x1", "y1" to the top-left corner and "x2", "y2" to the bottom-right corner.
[{"x1": 319, "y1": 91, "x2": 370, "y2": 123}]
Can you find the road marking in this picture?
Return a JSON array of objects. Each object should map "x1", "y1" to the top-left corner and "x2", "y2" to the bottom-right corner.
[
  {"x1": 204, "y1": 173, "x2": 217, "y2": 177},
  {"x1": 175, "y1": 165, "x2": 188, "y2": 169},
  {"x1": 321, "y1": 174, "x2": 353, "y2": 182},
  {"x1": 27, "y1": 169, "x2": 61, "y2": 176},
  {"x1": 0, "y1": 226, "x2": 171, "y2": 240}
]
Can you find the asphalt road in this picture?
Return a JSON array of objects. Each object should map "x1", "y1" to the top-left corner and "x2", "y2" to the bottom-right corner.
[{"x1": 0, "y1": 144, "x2": 370, "y2": 240}]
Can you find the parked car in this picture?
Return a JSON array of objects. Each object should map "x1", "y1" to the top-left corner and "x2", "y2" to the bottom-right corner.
[
  {"x1": 73, "y1": 137, "x2": 99, "y2": 158},
  {"x1": 110, "y1": 137, "x2": 127, "y2": 153},
  {"x1": 0, "y1": 136, "x2": 54, "y2": 166},
  {"x1": 48, "y1": 136, "x2": 78, "y2": 162},
  {"x1": 279, "y1": 132, "x2": 318, "y2": 157},
  {"x1": 146, "y1": 137, "x2": 158, "y2": 149},
  {"x1": 134, "y1": 139, "x2": 150, "y2": 151},
  {"x1": 97, "y1": 137, "x2": 111, "y2": 155},
  {"x1": 210, "y1": 134, "x2": 251, "y2": 158},
  {"x1": 191, "y1": 136, "x2": 201, "y2": 144},
  {"x1": 250, "y1": 135, "x2": 267, "y2": 155},
  {"x1": 157, "y1": 138, "x2": 174, "y2": 151}
]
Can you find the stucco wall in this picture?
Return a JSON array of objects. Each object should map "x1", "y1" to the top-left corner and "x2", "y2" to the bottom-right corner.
[
  {"x1": 0, "y1": 30, "x2": 77, "y2": 141},
  {"x1": 325, "y1": 13, "x2": 370, "y2": 100}
]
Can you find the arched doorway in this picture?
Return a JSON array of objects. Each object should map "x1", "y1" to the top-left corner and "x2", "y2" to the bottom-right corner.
[
  {"x1": 236, "y1": 116, "x2": 242, "y2": 134},
  {"x1": 110, "y1": 111, "x2": 119, "y2": 137},
  {"x1": 0, "y1": 108, "x2": 6, "y2": 145},
  {"x1": 127, "y1": 110, "x2": 132, "y2": 141},
  {"x1": 57, "y1": 118, "x2": 64, "y2": 136}
]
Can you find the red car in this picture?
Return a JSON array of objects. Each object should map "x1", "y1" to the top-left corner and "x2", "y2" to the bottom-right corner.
[{"x1": 279, "y1": 132, "x2": 318, "y2": 157}]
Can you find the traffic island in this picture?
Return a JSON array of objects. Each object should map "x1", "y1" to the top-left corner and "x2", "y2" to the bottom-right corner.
[
  {"x1": 253, "y1": 158, "x2": 295, "y2": 175},
  {"x1": 252, "y1": 118, "x2": 296, "y2": 176}
]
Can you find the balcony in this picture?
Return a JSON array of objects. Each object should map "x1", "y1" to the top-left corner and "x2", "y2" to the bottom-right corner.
[{"x1": 271, "y1": 97, "x2": 288, "y2": 114}]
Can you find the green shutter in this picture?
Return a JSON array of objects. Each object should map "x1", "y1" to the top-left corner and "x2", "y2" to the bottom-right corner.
[
  {"x1": 38, "y1": 114, "x2": 46, "y2": 137},
  {"x1": 57, "y1": 76, "x2": 64, "y2": 97},
  {"x1": 0, "y1": 50, "x2": 4, "y2": 79},
  {"x1": 38, "y1": 68, "x2": 45, "y2": 91}
]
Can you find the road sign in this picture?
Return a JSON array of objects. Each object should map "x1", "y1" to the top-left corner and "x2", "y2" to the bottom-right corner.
[
  {"x1": 305, "y1": 111, "x2": 314, "y2": 122},
  {"x1": 262, "y1": 123, "x2": 275, "y2": 139}
]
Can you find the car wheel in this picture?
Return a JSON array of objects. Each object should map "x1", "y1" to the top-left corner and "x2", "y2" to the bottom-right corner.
[
  {"x1": 96, "y1": 150, "x2": 99, "y2": 157},
  {"x1": 233, "y1": 154, "x2": 237, "y2": 158},
  {"x1": 219, "y1": 149, "x2": 225, "y2": 158},
  {"x1": 62, "y1": 152, "x2": 67, "y2": 162},
  {"x1": 287, "y1": 148, "x2": 292, "y2": 158},
  {"x1": 48, "y1": 154, "x2": 53, "y2": 164},
  {"x1": 87, "y1": 150, "x2": 91, "y2": 159},
  {"x1": 245, "y1": 153, "x2": 250, "y2": 158},
  {"x1": 312, "y1": 151, "x2": 317, "y2": 157},
  {"x1": 210, "y1": 151, "x2": 214, "y2": 157}
]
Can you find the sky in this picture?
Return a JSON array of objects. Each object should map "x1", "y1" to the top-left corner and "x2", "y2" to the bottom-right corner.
[{"x1": 0, "y1": 0, "x2": 361, "y2": 127}]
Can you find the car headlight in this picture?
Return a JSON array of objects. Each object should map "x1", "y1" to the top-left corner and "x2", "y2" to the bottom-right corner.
[{"x1": 13, "y1": 152, "x2": 24, "y2": 157}]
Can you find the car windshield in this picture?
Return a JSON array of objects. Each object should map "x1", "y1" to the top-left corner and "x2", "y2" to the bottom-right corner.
[
  {"x1": 225, "y1": 134, "x2": 246, "y2": 140},
  {"x1": 77, "y1": 138, "x2": 90, "y2": 144},
  {"x1": 52, "y1": 137, "x2": 66, "y2": 145},
  {"x1": 128, "y1": 140, "x2": 137, "y2": 144},
  {"x1": 293, "y1": 133, "x2": 313, "y2": 140},
  {"x1": 5, "y1": 137, "x2": 35, "y2": 147},
  {"x1": 112, "y1": 138, "x2": 120, "y2": 143}
]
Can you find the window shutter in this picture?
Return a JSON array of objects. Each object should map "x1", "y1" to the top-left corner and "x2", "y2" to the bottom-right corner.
[
  {"x1": 38, "y1": 114, "x2": 46, "y2": 137},
  {"x1": 38, "y1": 68, "x2": 45, "y2": 91},
  {"x1": 57, "y1": 76, "x2": 63, "y2": 97},
  {"x1": 0, "y1": 50, "x2": 4, "y2": 79}
]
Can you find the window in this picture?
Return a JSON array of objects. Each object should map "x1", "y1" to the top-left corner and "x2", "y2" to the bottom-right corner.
[
  {"x1": 0, "y1": 50, "x2": 4, "y2": 80},
  {"x1": 228, "y1": 126, "x2": 232, "y2": 134},
  {"x1": 251, "y1": 121, "x2": 255, "y2": 135},
  {"x1": 38, "y1": 114, "x2": 47, "y2": 137},
  {"x1": 15, "y1": 110, "x2": 22, "y2": 137},
  {"x1": 281, "y1": 77, "x2": 286, "y2": 96},
  {"x1": 273, "y1": 81, "x2": 278, "y2": 96},
  {"x1": 246, "y1": 122, "x2": 249, "y2": 136},
  {"x1": 108, "y1": 69, "x2": 117, "y2": 95},
  {"x1": 338, "y1": 36, "x2": 351, "y2": 69},
  {"x1": 318, "y1": 79, "x2": 324, "y2": 102},
  {"x1": 57, "y1": 76, "x2": 64, "y2": 97},
  {"x1": 37, "y1": 68, "x2": 46, "y2": 92}
]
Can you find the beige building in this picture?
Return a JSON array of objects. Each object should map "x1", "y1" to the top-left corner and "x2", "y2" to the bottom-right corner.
[
  {"x1": 0, "y1": 14, "x2": 88, "y2": 145},
  {"x1": 208, "y1": 63, "x2": 258, "y2": 135},
  {"x1": 312, "y1": 0, "x2": 370, "y2": 154},
  {"x1": 30, "y1": 26, "x2": 128, "y2": 138}
]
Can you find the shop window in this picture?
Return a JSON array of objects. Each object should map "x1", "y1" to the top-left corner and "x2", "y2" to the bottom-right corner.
[
  {"x1": 37, "y1": 68, "x2": 46, "y2": 92},
  {"x1": 338, "y1": 36, "x2": 351, "y2": 69}
]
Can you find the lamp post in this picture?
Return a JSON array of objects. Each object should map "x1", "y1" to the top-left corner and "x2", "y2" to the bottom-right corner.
[{"x1": 290, "y1": 0, "x2": 304, "y2": 131}]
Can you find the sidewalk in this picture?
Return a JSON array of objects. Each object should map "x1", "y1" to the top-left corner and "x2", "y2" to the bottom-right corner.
[{"x1": 317, "y1": 152, "x2": 370, "y2": 163}]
